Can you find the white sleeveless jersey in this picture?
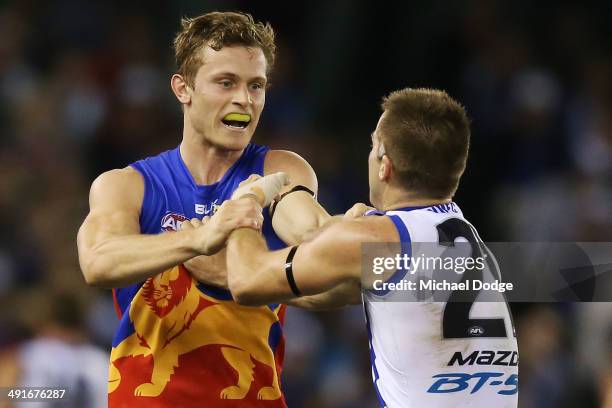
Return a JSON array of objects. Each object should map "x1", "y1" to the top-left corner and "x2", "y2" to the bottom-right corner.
[{"x1": 363, "y1": 203, "x2": 518, "y2": 408}]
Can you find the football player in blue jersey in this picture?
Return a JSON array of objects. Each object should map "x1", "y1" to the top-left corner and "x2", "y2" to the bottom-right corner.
[
  {"x1": 77, "y1": 12, "x2": 329, "y2": 406},
  {"x1": 78, "y1": 12, "x2": 327, "y2": 289}
]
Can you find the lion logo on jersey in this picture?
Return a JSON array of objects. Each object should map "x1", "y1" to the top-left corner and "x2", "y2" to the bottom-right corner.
[{"x1": 108, "y1": 265, "x2": 282, "y2": 400}]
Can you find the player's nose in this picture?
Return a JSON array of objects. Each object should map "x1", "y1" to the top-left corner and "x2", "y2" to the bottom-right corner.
[{"x1": 232, "y1": 84, "x2": 252, "y2": 107}]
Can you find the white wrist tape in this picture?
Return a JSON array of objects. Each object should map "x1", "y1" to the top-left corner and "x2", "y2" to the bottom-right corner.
[{"x1": 231, "y1": 172, "x2": 290, "y2": 207}]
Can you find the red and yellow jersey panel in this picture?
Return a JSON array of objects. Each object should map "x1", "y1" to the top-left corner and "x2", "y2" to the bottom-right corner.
[{"x1": 109, "y1": 265, "x2": 287, "y2": 408}]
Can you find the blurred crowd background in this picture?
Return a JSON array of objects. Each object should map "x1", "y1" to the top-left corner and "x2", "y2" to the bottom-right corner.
[{"x1": 0, "y1": 0, "x2": 611, "y2": 407}]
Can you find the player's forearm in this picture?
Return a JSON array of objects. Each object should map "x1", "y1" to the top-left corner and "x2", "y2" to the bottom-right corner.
[
  {"x1": 227, "y1": 228, "x2": 291, "y2": 305},
  {"x1": 226, "y1": 228, "x2": 268, "y2": 298},
  {"x1": 80, "y1": 229, "x2": 203, "y2": 288},
  {"x1": 184, "y1": 252, "x2": 228, "y2": 288}
]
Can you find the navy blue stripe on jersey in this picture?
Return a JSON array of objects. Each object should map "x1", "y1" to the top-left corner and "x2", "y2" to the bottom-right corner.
[
  {"x1": 388, "y1": 205, "x2": 431, "y2": 212},
  {"x1": 114, "y1": 283, "x2": 140, "y2": 317},
  {"x1": 112, "y1": 306, "x2": 135, "y2": 348},
  {"x1": 426, "y1": 202, "x2": 459, "y2": 214},
  {"x1": 389, "y1": 214, "x2": 411, "y2": 243},
  {"x1": 369, "y1": 214, "x2": 412, "y2": 296},
  {"x1": 365, "y1": 209, "x2": 386, "y2": 216},
  {"x1": 390, "y1": 202, "x2": 460, "y2": 214},
  {"x1": 364, "y1": 303, "x2": 387, "y2": 408},
  {"x1": 268, "y1": 320, "x2": 283, "y2": 353},
  {"x1": 196, "y1": 282, "x2": 234, "y2": 300}
]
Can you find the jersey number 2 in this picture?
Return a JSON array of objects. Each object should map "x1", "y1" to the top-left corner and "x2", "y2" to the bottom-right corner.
[{"x1": 437, "y1": 218, "x2": 514, "y2": 339}]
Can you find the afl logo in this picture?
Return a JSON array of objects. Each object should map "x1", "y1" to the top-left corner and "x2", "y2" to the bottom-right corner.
[
  {"x1": 468, "y1": 326, "x2": 485, "y2": 336},
  {"x1": 161, "y1": 212, "x2": 188, "y2": 232}
]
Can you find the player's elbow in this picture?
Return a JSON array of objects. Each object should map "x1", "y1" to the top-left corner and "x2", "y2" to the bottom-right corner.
[
  {"x1": 81, "y1": 260, "x2": 109, "y2": 288},
  {"x1": 228, "y1": 268, "x2": 268, "y2": 306},
  {"x1": 79, "y1": 251, "x2": 114, "y2": 288},
  {"x1": 77, "y1": 232, "x2": 110, "y2": 288},
  {"x1": 229, "y1": 276, "x2": 264, "y2": 306},
  {"x1": 81, "y1": 265, "x2": 103, "y2": 287}
]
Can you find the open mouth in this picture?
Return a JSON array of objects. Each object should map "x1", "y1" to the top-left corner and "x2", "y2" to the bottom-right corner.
[{"x1": 221, "y1": 113, "x2": 251, "y2": 130}]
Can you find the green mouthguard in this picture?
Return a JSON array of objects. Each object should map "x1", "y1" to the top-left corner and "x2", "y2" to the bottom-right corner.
[{"x1": 224, "y1": 113, "x2": 251, "y2": 122}]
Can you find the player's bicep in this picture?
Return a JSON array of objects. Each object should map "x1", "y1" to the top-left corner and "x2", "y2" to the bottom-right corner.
[
  {"x1": 77, "y1": 169, "x2": 143, "y2": 257},
  {"x1": 265, "y1": 150, "x2": 330, "y2": 244},
  {"x1": 79, "y1": 209, "x2": 140, "y2": 252},
  {"x1": 264, "y1": 150, "x2": 318, "y2": 194},
  {"x1": 271, "y1": 192, "x2": 330, "y2": 245}
]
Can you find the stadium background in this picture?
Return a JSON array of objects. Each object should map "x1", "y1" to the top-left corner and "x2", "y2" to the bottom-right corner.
[{"x1": 0, "y1": 1, "x2": 611, "y2": 407}]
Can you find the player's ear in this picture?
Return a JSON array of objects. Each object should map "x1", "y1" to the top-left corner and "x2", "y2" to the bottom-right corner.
[
  {"x1": 378, "y1": 155, "x2": 392, "y2": 182},
  {"x1": 171, "y1": 74, "x2": 192, "y2": 105}
]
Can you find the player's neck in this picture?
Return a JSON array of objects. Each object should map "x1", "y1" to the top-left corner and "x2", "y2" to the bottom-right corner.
[
  {"x1": 180, "y1": 135, "x2": 243, "y2": 185},
  {"x1": 380, "y1": 188, "x2": 451, "y2": 211}
]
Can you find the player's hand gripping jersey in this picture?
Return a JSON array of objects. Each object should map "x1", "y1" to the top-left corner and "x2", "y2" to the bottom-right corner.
[
  {"x1": 364, "y1": 203, "x2": 518, "y2": 408},
  {"x1": 109, "y1": 144, "x2": 287, "y2": 408}
]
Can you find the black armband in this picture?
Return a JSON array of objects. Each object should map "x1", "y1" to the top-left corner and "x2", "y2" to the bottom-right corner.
[
  {"x1": 285, "y1": 246, "x2": 302, "y2": 297},
  {"x1": 269, "y1": 185, "x2": 316, "y2": 219}
]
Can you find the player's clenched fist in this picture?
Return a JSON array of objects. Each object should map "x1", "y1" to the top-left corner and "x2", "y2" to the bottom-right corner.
[{"x1": 184, "y1": 198, "x2": 264, "y2": 255}]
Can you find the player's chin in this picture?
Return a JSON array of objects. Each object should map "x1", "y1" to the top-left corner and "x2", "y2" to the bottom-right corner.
[{"x1": 216, "y1": 130, "x2": 253, "y2": 151}]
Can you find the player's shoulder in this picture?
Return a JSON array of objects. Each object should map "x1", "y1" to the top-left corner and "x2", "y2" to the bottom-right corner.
[
  {"x1": 323, "y1": 215, "x2": 399, "y2": 245},
  {"x1": 264, "y1": 150, "x2": 314, "y2": 174},
  {"x1": 91, "y1": 167, "x2": 143, "y2": 191},
  {"x1": 265, "y1": 149, "x2": 309, "y2": 166},
  {"x1": 264, "y1": 149, "x2": 317, "y2": 192},
  {"x1": 89, "y1": 167, "x2": 144, "y2": 209}
]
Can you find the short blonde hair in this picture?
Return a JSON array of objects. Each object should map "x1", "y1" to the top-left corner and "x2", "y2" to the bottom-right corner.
[{"x1": 173, "y1": 11, "x2": 276, "y2": 86}]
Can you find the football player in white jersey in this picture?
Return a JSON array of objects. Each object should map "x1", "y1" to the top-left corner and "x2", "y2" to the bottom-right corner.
[{"x1": 225, "y1": 88, "x2": 518, "y2": 407}]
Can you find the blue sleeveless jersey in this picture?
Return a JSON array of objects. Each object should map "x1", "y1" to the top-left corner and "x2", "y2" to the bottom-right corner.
[{"x1": 108, "y1": 143, "x2": 288, "y2": 407}]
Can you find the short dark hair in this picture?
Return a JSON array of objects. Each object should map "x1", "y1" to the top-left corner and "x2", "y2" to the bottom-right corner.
[
  {"x1": 380, "y1": 88, "x2": 470, "y2": 198},
  {"x1": 173, "y1": 11, "x2": 276, "y2": 86}
]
